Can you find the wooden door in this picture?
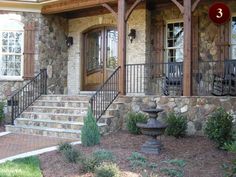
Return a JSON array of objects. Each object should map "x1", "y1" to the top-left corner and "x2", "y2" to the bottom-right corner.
[{"x1": 83, "y1": 27, "x2": 118, "y2": 91}]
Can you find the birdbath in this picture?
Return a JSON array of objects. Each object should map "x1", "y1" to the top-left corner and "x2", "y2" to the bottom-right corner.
[{"x1": 136, "y1": 101, "x2": 167, "y2": 154}]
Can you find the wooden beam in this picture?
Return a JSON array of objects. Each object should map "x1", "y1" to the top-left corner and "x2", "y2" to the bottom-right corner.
[
  {"x1": 41, "y1": 0, "x2": 116, "y2": 14},
  {"x1": 118, "y1": 0, "x2": 126, "y2": 95},
  {"x1": 101, "y1": 3, "x2": 117, "y2": 20},
  {"x1": 125, "y1": 0, "x2": 143, "y2": 21},
  {"x1": 183, "y1": 0, "x2": 192, "y2": 96},
  {"x1": 192, "y1": 0, "x2": 201, "y2": 12},
  {"x1": 171, "y1": 0, "x2": 183, "y2": 13}
]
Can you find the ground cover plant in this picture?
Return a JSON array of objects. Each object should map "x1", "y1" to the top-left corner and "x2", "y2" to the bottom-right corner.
[{"x1": 0, "y1": 156, "x2": 42, "y2": 177}]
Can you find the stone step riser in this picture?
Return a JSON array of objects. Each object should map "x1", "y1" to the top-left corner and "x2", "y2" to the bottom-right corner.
[
  {"x1": 25, "y1": 107, "x2": 87, "y2": 114},
  {"x1": 33, "y1": 101, "x2": 89, "y2": 108},
  {"x1": 39, "y1": 96, "x2": 90, "y2": 101},
  {"x1": 20, "y1": 113, "x2": 85, "y2": 122},
  {"x1": 5, "y1": 126, "x2": 81, "y2": 140},
  {"x1": 15, "y1": 120, "x2": 83, "y2": 130}
]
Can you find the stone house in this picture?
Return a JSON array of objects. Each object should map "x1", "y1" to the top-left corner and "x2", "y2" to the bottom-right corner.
[{"x1": 1, "y1": 0, "x2": 236, "y2": 138}]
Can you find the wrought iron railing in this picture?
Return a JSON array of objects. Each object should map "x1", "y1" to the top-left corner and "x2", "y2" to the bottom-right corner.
[
  {"x1": 9, "y1": 69, "x2": 47, "y2": 125},
  {"x1": 192, "y1": 59, "x2": 236, "y2": 96},
  {"x1": 90, "y1": 66, "x2": 120, "y2": 121},
  {"x1": 125, "y1": 62, "x2": 183, "y2": 96}
]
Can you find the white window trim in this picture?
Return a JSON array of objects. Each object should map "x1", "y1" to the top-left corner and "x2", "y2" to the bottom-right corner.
[
  {"x1": 165, "y1": 19, "x2": 184, "y2": 63},
  {"x1": 0, "y1": 29, "x2": 24, "y2": 81},
  {"x1": 231, "y1": 14, "x2": 236, "y2": 59}
]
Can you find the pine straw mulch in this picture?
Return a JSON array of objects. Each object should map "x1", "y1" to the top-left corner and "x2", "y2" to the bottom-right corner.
[{"x1": 39, "y1": 131, "x2": 235, "y2": 177}]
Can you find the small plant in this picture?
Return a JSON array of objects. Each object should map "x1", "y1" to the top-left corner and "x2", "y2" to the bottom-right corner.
[
  {"x1": 163, "y1": 159, "x2": 186, "y2": 168},
  {"x1": 127, "y1": 152, "x2": 147, "y2": 169},
  {"x1": 204, "y1": 107, "x2": 233, "y2": 147},
  {"x1": 222, "y1": 160, "x2": 236, "y2": 177},
  {"x1": 92, "y1": 149, "x2": 116, "y2": 163},
  {"x1": 165, "y1": 112, "x2": 187, "y2": 138},
  {"x1": 63, "y1": 148, "x2": 82, "y2": 163},
  {"x1": 95, "y1": 162, "x2": 120, "y2": 177},
  {"x1": 126, "y1": 112, "x2": 147, "y2": 134},
  {"x1": 0, "y1": 102, "x2": 5, "y2": 124},
  {"x1": 160, "y1": 168, "x2": 184, "y2": 177},
  {"x1": 58, "y1": 142, "x2": 72, "y2": 153},
  {"x1": 58, "y1": 142, "x2": 81, "y2": 163},
  {"x1": 80, "y1": 156, "x2": 99, "y2": 173},
  {"x1": 81, "y1": 107, "x2": 100, "y2": 147},
  {"x1": 223, "y1": 141, "x2": 236, "y2": 153}
]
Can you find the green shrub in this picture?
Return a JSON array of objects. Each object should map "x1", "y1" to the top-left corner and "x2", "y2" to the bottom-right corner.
[
  {"x1": 58, "y1": 142, "x2": 72, "y2": 153},
  {"x1": 224, "y1": 141, "x2": 236, "y2": 153},
  {"x1": 204, "y1": 108, "x2": 233, "y2": 147},
  {"x1": 62, "y1": 147, "x2": 82, "y2": 163},
  {"x1": 80, "y1": 156, "x2": 99, "y2": 173},
  {"x1": 81, "y1": 107, "x2": 100, "y2": 147},
  {"x1": 95, "y1": 162, "x2": 120, "y2": 177},
  {"x1": 0, "y1": 102, "x2": 5, "y2": 124},
  {"x1": 165, "y1": 112, "x2": 187, "y2": 138},
  {"x1": 126, "y1": 112, "x2": 147, "y2": 134},
  {"x1": 92, "y1": 149, "x2": 116, "y2": 163}
]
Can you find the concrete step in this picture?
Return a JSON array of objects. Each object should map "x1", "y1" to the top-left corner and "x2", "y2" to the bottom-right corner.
[
  {"x1": 33, "y1": 100, "x2": 89, "y2": 108},
  {"x1": 15, "y1": 118, "x2": 107, "y2": 130},
  {"x1": 20, "y1": 112, "x2": 86, "y2": 122},
  {"x1": 5, "y1": 125, "x2": 81, "y2": 140},
  {"x1": 25, "y1": 106, "x2": 88, "y2": 114},
  {"x1": 39, "y1": 95, "x2": 90, "y2": 101}
]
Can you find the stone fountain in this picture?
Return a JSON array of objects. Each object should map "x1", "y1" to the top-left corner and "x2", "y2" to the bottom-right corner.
[{"x1": 136, "y1": 101, "x2": 167, "y2": 154}]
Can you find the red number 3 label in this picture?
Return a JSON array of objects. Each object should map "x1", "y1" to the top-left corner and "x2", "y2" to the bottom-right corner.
[{"x1": 216, "y1": 8, "x2": 223, "y2": 18}]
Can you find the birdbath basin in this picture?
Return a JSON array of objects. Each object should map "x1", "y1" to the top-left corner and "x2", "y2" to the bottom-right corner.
[{"x1": 136, "y1": 101, "x2": 167, "y2": 154}]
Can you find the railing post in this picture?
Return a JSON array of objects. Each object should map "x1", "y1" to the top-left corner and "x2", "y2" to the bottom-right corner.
[{"x1": 11, "y1": 97, "x2": 14, "y2": 125}]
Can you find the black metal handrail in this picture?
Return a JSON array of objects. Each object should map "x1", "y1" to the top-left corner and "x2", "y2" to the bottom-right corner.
[
  {"x1": 9, "y1": 69, "x2": 47, "y2": 125},
  {"x1": 125, "y1": 62, "x2": 183, "y2": 96},
  {"x1": 89, "y1": 66, "x2": 121, "y2": 121}
]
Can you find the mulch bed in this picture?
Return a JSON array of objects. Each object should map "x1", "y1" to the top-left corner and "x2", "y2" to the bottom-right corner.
[{"x1": 39, "y1": 131, "x2": 235, "y2": 177}]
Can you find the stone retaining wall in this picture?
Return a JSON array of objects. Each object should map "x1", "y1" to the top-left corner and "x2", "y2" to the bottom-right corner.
[{"x1": 115, "y1": 96, "x2": 236, "y2": 136}]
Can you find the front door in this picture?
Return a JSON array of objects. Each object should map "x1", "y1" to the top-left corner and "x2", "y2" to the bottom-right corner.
[{"x1": 83, "y1": 27, "x2": 118, "y2": 91}]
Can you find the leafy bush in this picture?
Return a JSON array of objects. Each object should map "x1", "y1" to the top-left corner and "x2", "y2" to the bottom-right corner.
[
  {"x1": 81, "y1": 107, "x2": 100, "y2": 147},
  {"x1": 92, "y1": 149, "x2": 116, "y2": 163},
  {"x1": 58, "y1": 142, "x2": 72, "y2": 153},
  {"x1": 0, "y1": 102, "x2": 5, "y2": 124},
  {"x1": 80, "y1": 156, "x2": 99, "y2": 173},
  {"x1": 95, "y1": 162, "x2": 120, "y2": 177},
  {"x1": 224, "y1": 141, "x2": 236, "y2": 153},
  {"x1": 204, "y1": 108, "x2": 233, "y2": 147},
  {"x1": 165, "y1": 112, "x2": 187, "y2": 138},
  {"x1": 126, "y1": 112, "x2": 147, "y2": 134},
  {"x1": 160, "y1": 168, "x2": 184, "y2": 177}
]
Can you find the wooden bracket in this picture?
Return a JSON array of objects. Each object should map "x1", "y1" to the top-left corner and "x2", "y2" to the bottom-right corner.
[
  {"x1": 171, "y1": 0, "x2": 184, "y2": 14},
  {"x1": 102, "y1": 3, "x2": 118, "y2": 20},
  {"x1": 125, "y1": 0, "x2": 144, "y2": 21},
  {"x1": 192, "y1": 0, "x2": 201, "y2": 12}
]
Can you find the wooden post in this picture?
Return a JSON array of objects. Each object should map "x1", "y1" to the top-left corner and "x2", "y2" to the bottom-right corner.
[
  {"x1": 118, "y1": 0, "x2": 126, "y2": 95},
  {"x1": 183, "y1": 0, "x2": 192, "y2": 96}
]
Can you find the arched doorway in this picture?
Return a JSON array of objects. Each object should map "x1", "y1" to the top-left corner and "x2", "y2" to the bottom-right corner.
[{"x1": 82, "y1": 27, "x2": 118, "y2": 91}]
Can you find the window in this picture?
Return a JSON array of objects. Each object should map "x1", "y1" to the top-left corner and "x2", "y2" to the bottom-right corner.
[
  {"x1": 231, "y1": 16, "x2": 236, "y2": 59},
  {"x1": 165, "y1": 21, "x2": 184, "y2": 62},
  {"x1": 0, "y1": 14, "x2": 24, "y2": 80},
  {"x1": 84, "y1": 27, "x2": 118, "y2": 73}
]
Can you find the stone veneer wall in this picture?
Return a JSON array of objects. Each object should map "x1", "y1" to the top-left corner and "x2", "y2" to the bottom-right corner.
[
  {"x1": 116, "y1": 96, "x2": 236, "y2": 136},
  {"x1": 38, "y1": 15, "x2": 68, "y2": 94},
  {"x1": 67, "y1": 8, "x2": 150, "y2": 94}
]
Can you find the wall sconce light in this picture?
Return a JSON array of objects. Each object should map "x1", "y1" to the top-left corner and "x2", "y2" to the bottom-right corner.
[
  {"x1": 128, "y1": 29, "x2": 136, "y2": 43},
  {"x1": 66, "y1": 36, "x2": 73, "y2": 47}
]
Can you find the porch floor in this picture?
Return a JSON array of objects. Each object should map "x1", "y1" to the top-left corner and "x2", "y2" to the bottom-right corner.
[{"x1": 0, "y1": 133, "x2": 74, "y2": 160}]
